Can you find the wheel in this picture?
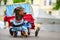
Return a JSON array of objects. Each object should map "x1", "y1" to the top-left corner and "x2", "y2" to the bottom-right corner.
[
  {"x1": 35, "y1": 27, "x2": 40, "y2": 37},
  {"x1": 9, "y1": 28, "x2": 13, "y2": 36},
  {"x1": 35, "y1": 30, "x2": 38, "y2": 37},
  {"x1": 28, "y1": 28, "x2": 30, "y2": 36},
  {"x1": 28, "y1": 32, "x2": 30, "y2": 36}
]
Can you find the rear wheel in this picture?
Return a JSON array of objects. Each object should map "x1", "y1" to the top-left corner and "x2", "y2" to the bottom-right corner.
[{"x1": 35, "y1": 27, "x2": 40, "y2": 37}]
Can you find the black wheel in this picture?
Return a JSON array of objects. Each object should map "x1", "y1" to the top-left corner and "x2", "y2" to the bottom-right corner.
[
  {"x1": 35, "y1": 27, "x2": 40, "y2": 37},
  {"x1": 28, "y1": 28, "x2": 30, "y2": 35},
  {"x1": 9, "y1": 28, "x2": 13, "y2": 36},
  {"x1": 35, "y1": 30, "x2": 38, "y2": 37}
]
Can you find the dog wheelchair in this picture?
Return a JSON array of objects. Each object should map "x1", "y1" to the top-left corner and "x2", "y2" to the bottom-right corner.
[
  {"x1": 5, "y1": 4, "x2": 40, "y2": 37},
  {"x1": 9, "y1": 14, "x2": 40, "y2": 37}
]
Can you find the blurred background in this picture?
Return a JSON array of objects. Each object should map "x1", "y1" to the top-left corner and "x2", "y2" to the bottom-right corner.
[{"x1": 0, "y1": 0, "x2": 60, "y2": 40}]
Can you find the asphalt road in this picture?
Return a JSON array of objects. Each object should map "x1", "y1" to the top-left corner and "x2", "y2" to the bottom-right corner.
[{"x1": 0, "y1": 29, "x2": 60, "y2": 40}]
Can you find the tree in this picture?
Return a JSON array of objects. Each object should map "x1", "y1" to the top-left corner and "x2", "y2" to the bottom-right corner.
[
  {"x1": 30, "y1": 0, "x2": 33, "y2": 4},
  {"x1": 13, "y1": 0, "x2": 25, "y2": 3},
  {"x1": 3, "y1": 0, "x2": 7, "y2": 5},
  {"x1": 0, "y1": 0, "x2": 2, "y2": 5},
  {"x1": 53, "y1": 0, "x2": 60, "y2": 10}
]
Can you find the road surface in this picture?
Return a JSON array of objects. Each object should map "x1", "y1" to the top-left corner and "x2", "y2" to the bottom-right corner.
[{"x1": 0, "y1": 29, "x2": 60, "y2": 40}]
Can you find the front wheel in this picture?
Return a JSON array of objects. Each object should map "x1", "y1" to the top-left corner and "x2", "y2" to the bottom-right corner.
[{"x1": 9, "y1": 28, "x2": 13, "y2": 36}]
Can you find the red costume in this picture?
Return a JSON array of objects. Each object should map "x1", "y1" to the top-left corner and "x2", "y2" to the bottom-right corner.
[
  {"x1": 23, "y1": 14, "x2": 35, "y2": 29},
  {"x1": 4, "y1": 16, "x2": 15, "y2": 27},
  {"x1": 4, "y1": 14, "x2": 35, "y2": 29}
]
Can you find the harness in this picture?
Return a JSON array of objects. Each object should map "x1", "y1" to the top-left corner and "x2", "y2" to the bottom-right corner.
[{"x1": 12, "y1": 19, "x2": 25, "y2": 27}]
